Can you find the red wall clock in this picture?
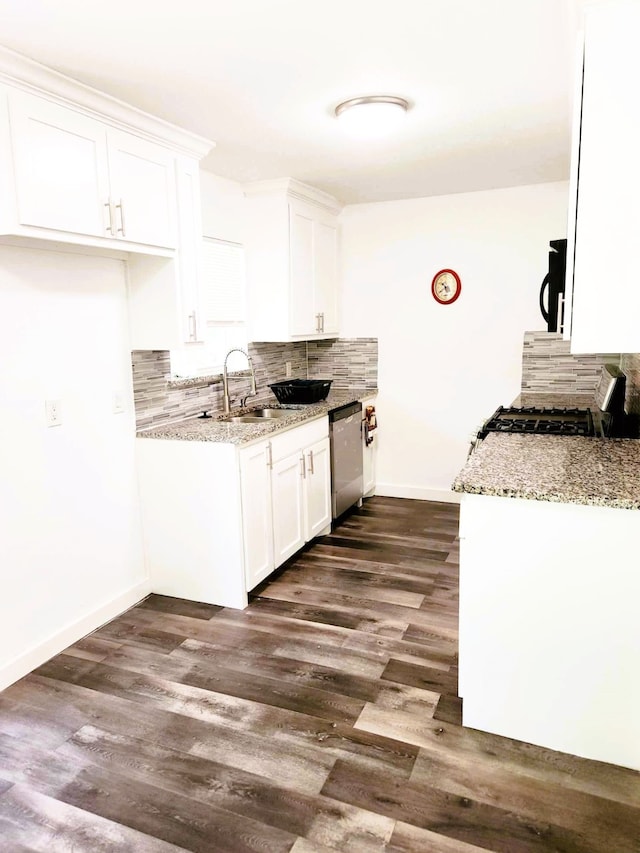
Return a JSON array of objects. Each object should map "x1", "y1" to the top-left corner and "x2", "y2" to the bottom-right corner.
[{"x1": 431, "y1": 269, "x2": 461, "y2": 304}]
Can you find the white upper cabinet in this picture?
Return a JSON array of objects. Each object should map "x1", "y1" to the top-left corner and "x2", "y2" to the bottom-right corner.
[
  {"x1": 289, "y1": 201, "x2": 316, "y2": 336},
  {"x1": 7, "y1": 91, "x2": 177, "y2": 250},
  {"x1": 0, "y1": 46, "x2": 213, "y2": 350},
  {"x1": 567, "y1": 0, "x2": 640, "y2": 353},
  {"x1": 106, "y1": 129, "x2": 177, "y2": 248},
  {"x1": 0, "y1": 47, "x2": 212, "y2": 259},
  {"x1": 9, "y1": 93, "x2": 110, "y2": 238},
  {"x1": 244, "y1": 178, "x2": 342, "y2": 342},
  {"x1": 313, "y1": 217, "x2": 339, "y2": 335}
]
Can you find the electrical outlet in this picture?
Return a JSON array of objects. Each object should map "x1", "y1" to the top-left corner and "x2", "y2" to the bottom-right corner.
[
  {"x1": 285, "y1": 361, "x2": 292, "y2": 378},
  {"x1": 45, "y1": 399, "x2": 62, "y2": 427},
  {"x1": 113, "y1": 391, "x2": 125, "y2": 414}
]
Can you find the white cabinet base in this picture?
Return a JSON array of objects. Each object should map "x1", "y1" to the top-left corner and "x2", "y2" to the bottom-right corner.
[
  {"x1": 136, "y1": 439, "x2": 248, "y2": 609},
  {"x1": 459, "y1": 493, "x2": 640, "y2": 772},
  {"x1": 271, "y1": 449, "x2": 306, "y2": 566},
  {"x1": 136, "y1": 417, "x2": 331, "y2": 610}
]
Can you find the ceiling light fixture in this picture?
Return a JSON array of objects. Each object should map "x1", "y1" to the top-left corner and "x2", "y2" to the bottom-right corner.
[{"x1": 334, "y1": 95, "x2": 410, "y2": 138}]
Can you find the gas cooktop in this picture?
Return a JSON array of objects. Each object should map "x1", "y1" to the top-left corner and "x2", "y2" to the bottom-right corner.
[{"x1": 478, "y1": 406, "x2": 595, "y2": 439}]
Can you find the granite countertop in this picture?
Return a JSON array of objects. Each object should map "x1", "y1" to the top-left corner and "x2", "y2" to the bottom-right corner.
[
  {"x1": 453, "y1": 432, "x2": 640, "y2": 510},
  {"x1": 512, "y1": 391, "x2": 598, "y2": 409},
  {"x1": 137, "y1": 388, "x2": 377, "y2": 446}
]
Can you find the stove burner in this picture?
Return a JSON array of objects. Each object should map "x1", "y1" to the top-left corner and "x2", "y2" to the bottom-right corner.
[{"x1": 479, "y1": 406, "x2": 594, "y2": 439}]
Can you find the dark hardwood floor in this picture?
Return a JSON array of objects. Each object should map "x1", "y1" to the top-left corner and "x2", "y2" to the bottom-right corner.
[{"x1": 1, "y1": 496, "x2": 638, "y2": 852}]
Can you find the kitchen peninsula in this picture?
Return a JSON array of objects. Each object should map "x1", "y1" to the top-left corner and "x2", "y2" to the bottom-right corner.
[
  {"x1": 136, "y1": 387, "x2": 376, "y2": 611},
  {"x1": 453, "y1": 431, "x2": 640, "y2": 772}
]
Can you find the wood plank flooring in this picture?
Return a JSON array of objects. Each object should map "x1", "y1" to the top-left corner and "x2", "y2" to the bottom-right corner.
[{"x1": 1, "y1": 496, "x2": 639, "y2": 852}]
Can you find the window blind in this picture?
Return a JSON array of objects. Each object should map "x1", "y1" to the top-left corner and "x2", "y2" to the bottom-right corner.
[{"x1": 201, "y1": 236, "x2": 246, "y2": 324}]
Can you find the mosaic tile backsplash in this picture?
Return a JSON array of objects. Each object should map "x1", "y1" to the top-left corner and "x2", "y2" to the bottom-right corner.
[
  {"x1": 307, "y1": 338, "x2": 378, "y2": 390},
  {"x1": 133, "y1": 338, "x2": 378, "y2": 430},
  {"x1": 521, "y1": 332, "x2": 619, "y2": 394},
  {"x1": 621, "y1": 353, "x2": 640, "y2": 420}
]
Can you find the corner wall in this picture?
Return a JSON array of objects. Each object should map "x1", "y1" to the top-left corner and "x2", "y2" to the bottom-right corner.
[
  {"x1": 0, "y1": 245, "x2": 147, "y2": 689},
  {"x1": 339, "y1": 181, "x2": 570, "y2": 501}
]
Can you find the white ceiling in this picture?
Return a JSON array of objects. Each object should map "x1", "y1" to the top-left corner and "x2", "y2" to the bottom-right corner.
[{"x1": 0, "y1": 0, "x2": 588, "y2": 204}]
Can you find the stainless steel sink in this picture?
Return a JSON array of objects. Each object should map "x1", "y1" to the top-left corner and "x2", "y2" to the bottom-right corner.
[
  {"x1": 220, "y1": 408, "x2": 292, "y2": 423},
  {"x1": 248, "y1": 408, "x2": 291, "y2": 418}
]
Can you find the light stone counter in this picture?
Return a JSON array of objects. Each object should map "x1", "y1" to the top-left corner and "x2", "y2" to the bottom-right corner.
[
  {"x1": 453, "y1": 432, "x2": 640, "y2": 510},
  {"x1": 136, "y1": 389, "x2": 376, "y2": 447},
  {"x1": 512, "y1": 391, "x2": 597, "y2": 409}
]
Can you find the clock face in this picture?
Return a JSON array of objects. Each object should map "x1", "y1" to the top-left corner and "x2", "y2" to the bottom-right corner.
[{"x1": 431, "y1": 269, "x2": 461, "y2": 304}]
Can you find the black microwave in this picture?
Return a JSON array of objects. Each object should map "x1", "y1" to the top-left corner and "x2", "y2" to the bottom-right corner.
[{"x1": 539, "y1": 238, "x2": 567, "y2": 333}]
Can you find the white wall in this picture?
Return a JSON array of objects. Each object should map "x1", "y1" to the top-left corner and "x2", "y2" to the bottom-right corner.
[
  {"x1": 0, "y1": 244, "x2": 147, "y2": 689},
  {"x1": 340, "y1": 181, "x2": 569, "y2": 501}
]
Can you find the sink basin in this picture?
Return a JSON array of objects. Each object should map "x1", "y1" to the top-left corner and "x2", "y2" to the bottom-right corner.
[
  {"x1": 247, "y1": 408, "x2": 292, "y2": 419},
  {"x1": 220, "y1": 408, "x2": 293, "y2": 424}
]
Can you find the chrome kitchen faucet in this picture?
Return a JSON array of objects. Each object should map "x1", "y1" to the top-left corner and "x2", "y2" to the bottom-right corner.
[{"x1": 222, "y1": 348, "x2": 257, "y2": 414}]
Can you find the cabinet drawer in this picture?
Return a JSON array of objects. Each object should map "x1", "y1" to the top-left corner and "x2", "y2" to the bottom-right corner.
[{"x1": 270, "y1": 416, "x2": 328, "y2": 463}]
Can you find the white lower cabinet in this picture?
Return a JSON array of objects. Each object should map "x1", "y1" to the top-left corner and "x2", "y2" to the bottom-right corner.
[
  {"x1": 136, "y1": 416, "x2": 331, "y2": 610},
  {"x1": 239, "y1": 440, "x2": 274, "y2": 592},
  {"x1": 304, "y1": 437, "x2": 332, "y2": 539},
  {"x1": 266, "y1": 423, "x2": 331, "y2": 573},
  {"x1": 271, "y1": 450, "x2": 307, "y2": 566},
  {"x1": 459, "y1": 492, "x2": 640, "y2": 772}
]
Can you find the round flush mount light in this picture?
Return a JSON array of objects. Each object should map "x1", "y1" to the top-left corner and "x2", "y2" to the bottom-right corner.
[{"x1": 334, "y1": 95, "x2": 410, "y2": 138}]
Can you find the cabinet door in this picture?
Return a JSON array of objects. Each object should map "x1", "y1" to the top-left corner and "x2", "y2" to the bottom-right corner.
[
  {"x1": 175, "y1": 156, "x2": 203, "y2": 342},
  {"x1": 289, "y1": 203, "x2": 315, "y2": 336},
  {"x1": 570, "y1": 1, "x2": 640, "y2": 352},
  {"x1": 239, "y1": 441, "x2": 274, "y2": 591},
  {"x1": 271, "y1": 449, "x2": 305, "y2": 566},
  {"x1": 107, "y1": 129, "x2": 177, "y2": 248},
  {"x1": 314, "y1": 218, "x2": 339, "y2": 335},
  {"x1": 304, "y1": 437, "x2": 331, "y2": 540},
  {"x1": 9, "y1": 91, "x2": 110, "y2": 237}
]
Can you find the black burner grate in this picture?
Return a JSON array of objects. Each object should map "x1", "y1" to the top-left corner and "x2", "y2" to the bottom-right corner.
[{"x1": 479, "y1": 406, "x2": 594, "y2": 439}]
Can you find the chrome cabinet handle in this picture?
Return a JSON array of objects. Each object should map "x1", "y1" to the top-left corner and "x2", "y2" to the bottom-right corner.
[
  {"x1": 266, "y1": 443, "x2": 273, "y2": 469},
  {"x1": 187, "y1": 311, "x2": 197, "y2": 342},
  {"x1": 320, "y1": 312, "x2": 325, "y2": 333},
  {"x1": 308, "y1": 449, "x2": 314, "y2": 474},
  {"x1": 315, "y1": 313, "x2": 322, "y2": 333},
  {"x1": 104, "y1": 201, "x2": 116, "y2": 236},
  {"x1": 116, "y1": 199, "x2": 126, "y2": 237},
  {"x1": 300, "y1": 454, "x2": 306, "y2": 478}
]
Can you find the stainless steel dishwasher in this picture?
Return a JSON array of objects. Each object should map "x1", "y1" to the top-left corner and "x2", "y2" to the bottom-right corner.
[{"x1": 329, "y1": 401, "x2": 363, "y2": 519}]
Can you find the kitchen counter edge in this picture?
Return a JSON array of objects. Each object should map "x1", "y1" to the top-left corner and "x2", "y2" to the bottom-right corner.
[
  {"x1": 452, "y1": 432, "x2": 640, "y2": 511},
  {"x1": 136, "y1": 389, "x2": 378, "y2": 447}
]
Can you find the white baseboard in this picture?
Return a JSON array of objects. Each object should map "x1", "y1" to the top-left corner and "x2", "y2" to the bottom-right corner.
[
  {"x1": 375, "y1": 483, "x2": 461, "y2": 504},
  {"x1": 0, "y1": 578, "x2": 151, "y2": 692}
]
